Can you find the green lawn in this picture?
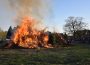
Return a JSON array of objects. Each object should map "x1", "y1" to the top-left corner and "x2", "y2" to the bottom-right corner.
[{"x1": 0, "y1": 44, "x2": 90, "y2": 65}]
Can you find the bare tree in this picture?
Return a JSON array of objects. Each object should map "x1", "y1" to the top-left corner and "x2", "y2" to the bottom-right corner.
[{"x1": 64, "y1": 16, "x2": 87, "y2": 36}]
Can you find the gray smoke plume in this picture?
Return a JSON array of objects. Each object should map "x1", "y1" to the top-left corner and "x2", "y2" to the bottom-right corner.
[{"x1": 8, "y1": 0, "x2": 52, "y2": 21}]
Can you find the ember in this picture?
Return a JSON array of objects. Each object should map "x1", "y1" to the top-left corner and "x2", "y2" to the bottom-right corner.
[{"x1": 11, "y1": 16, "x2": 53, "y2": 48}]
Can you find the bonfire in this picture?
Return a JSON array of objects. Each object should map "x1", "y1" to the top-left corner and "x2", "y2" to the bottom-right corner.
[{"x1": 9, "y1": 16, "x2": 53, "y2": 48}]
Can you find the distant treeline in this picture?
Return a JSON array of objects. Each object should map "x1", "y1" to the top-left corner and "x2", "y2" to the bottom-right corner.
[{"x1": 0, "y1": 31, "x2": 7, "y2": 40}]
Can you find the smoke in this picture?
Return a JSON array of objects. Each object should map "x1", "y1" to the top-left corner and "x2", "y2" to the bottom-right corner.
[{"x1": 8, "y1": 0, "x2": 52, "y2": 21}]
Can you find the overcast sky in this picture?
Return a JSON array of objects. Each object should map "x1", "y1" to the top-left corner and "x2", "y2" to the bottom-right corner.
[{"x1": 0, "y1": 0, "x2": 90, "y2": 32}]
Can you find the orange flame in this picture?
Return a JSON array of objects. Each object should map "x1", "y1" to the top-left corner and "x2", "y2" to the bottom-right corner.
[{"x1": 11, "y1": 16, "x2": 52, "y2": 48}]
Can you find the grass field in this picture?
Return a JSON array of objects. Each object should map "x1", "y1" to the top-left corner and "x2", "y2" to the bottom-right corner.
[{"x1": 0, "y1": 44, "x2": 90, "y2": 65}]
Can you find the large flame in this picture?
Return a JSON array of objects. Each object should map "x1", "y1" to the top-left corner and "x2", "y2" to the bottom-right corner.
[{"x1": 11, "y1": 16, "x2": 52, "y2": 48}]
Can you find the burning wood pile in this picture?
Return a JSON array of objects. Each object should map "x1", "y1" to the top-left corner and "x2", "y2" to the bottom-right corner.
[{"x1": 4, "y1": 16, "x2": 68, "y2": 49}]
